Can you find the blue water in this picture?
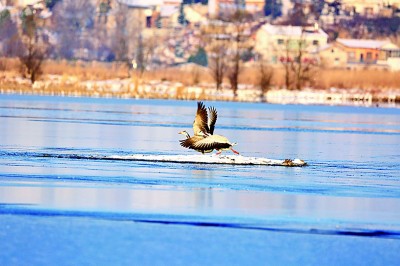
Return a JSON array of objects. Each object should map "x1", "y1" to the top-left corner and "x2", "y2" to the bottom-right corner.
[{"x1": 1, "y1": 94, "x2": 400, "y2": 265}]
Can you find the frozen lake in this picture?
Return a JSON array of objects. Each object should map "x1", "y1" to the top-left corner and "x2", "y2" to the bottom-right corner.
[{"x1": 1, "y1": 94, "x2": 400, "y2": 265}]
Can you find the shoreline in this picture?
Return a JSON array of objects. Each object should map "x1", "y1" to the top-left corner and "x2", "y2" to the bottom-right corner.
[{"x1": 1, "y1": 77, "x2": 399, "y2": 108}]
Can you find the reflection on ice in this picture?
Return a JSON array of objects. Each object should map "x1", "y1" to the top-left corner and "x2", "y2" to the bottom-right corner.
[{"x1": 1, "y1": 182, "x2": 400, "y2": 233}]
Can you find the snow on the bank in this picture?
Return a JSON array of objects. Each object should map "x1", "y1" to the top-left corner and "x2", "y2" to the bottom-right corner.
[{"x1": 109, "y1": 154, "x2": 307, "y2": 166}]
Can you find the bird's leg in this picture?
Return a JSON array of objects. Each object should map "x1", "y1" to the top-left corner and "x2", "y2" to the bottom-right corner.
[
  {"x1": 230, "y1": 148, "x2": 239, "y2": 155},
  {"x1": 216, "y1": 150, "x2": 222, "y2": 155}
]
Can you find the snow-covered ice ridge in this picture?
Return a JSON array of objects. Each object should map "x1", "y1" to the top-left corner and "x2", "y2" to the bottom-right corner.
[{"x1": 110, "y1": 154, "x2": 307, "y2": 167}]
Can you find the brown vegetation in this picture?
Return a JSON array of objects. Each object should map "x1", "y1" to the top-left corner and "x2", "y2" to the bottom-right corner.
[
  {"x1": 313, "y1": 69, "x2": 400, "y2": 91},
  {"x1": 1, "y1": 58, "x2": 399, "y2": 92},
  {"x1": 242, "y1": 67, "x2": 400, "y2": 90},
  {"x1": 42, "y1": 60, "x2": 129, "y2": 80}
]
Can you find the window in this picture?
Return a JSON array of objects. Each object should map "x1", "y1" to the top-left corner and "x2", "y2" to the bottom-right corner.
[
  {"x1": 313, "y1": 40, "x2": 319, "y2": 46},
  {"x1": 277, "y1": 39, "x2": 284, "y2": 45},
  {"x1": 366, "y1": 52, "x2": 372, "y2": 60},
  {"x1": 364, "y1": 7, "x2": 373, "y2": 16},
  {"x1": 146, "y1": 16, "x2": 152, "y2": 28}
]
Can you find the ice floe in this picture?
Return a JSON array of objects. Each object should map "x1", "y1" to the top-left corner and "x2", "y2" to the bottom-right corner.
[{"x1": 109, "y1": 154, "x2": 307, "y2": 167}]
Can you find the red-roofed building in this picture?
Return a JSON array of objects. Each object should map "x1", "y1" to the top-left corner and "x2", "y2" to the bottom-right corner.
[
  {"x1": 319, "y1": 38, "x2": 400, "y2": 70},
  {"x1": 336, "y1": 38, "x2": 398, "y2": 64}
]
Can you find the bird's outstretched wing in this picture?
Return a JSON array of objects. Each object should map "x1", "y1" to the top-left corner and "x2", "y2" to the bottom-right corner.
[
  {"x1": 193, "y1": 102, "x2": 209, "y2": 135},
  {"x1": 180, "y1": 135, "x2": 204, "y2": 147},
  {"x1": 208, "y1": 106, "x2": 218, "y2": 135},
  {"x1": 180, "y1": 135, "x2": 230, "y2": 151}
]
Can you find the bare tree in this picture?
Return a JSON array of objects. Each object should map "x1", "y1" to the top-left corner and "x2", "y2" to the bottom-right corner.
[
  {"x1": 112, "y1": 4, "x2": 131, "y2": 76},
  {"x1": 291, "y1": 30, "x2": 318, "y2": 90},
  {"x1": 112, "y1": 4, "x2": 158, "y2": 79},
  {"x1": 225, "y1": 10, "x2": 252, "y2": 97},
  {"x1": 205, "y1": 9, "x2": 250, "y2": 94},
  {"x1": 227, "y1": 41, "x2": 240, "y2": 97},
  {"x1": 191, "y1": 65, "x2": 201, "y2": 85},
  {"x1": 201, "y1": 18, "x2": 228, "y2": 90},
  {"x1": 18, "y1": 34, "x2": 48, "y2": 84},
  {"x1": 280, "y1": 30, "x2": 317, "y2": 90},
  {"x1": 134, "y1": 31, "x2": 158, "y2": 79},
  {"x1": 280, "y1": 39, "x2": 293, "y2": 90},
  {"x1": 208, "y1": 42, "x2": 228, "y2": 90},
  {"x1": 17, "y1": 6, "x2": 50, "y2": 84},
  {"x1": 257, "y1": 60, "x2": 274, "y2": 102},
  {"x1": 291, "y1": 33, "x2": 316, "y2": 90}
]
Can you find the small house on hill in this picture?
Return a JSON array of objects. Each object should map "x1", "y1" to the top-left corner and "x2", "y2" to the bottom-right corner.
[{"x1": 319, "y1": 38, "x2": 400, "y2": 70}]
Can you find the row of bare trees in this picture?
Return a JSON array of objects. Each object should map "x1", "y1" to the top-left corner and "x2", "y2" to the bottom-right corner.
[{"x1": 205, "y1": 10, "x2": 316, "y2": 98}]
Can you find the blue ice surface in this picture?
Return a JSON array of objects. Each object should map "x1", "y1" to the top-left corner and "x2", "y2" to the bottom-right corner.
[
  {"x1": 1, "y1": 213, "x2": 400, "y2": 266},
  {"x1": 1, "y1": 94, "x2": 400, "y2": 265}
]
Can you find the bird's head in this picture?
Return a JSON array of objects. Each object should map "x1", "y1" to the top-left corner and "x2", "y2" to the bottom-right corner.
[{"x1": 178, "y1": 130, "x2": 190, "y2": 138}]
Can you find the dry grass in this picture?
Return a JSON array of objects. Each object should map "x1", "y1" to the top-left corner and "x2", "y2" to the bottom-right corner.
[
  {"x1": 0, "y1": 58, "x2": 20, "y2": 73},
  {"x1": 42, "y1": 60, "x2": 129, "y2": 80},
  {"x1": 240, "y1": 67, "x2": 286, "y2": 88},
  {"x1": 1, "y1": 57, "x2": 399, "y2": 91},
  {"x1": 242, "y1": 66, "x2": 400, "y2": 90},
  {"x1": 313, "y1": 69, "x2": 400, "y2": 90},
  {"x1": 144, "y1": 67, "x2": 214, "y2": 85}
]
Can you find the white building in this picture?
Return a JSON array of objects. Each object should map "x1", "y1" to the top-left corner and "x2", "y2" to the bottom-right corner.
[
  {"x1": 255, "y1": 23, "x2": 328, "y2": 63},
  {"x1": 208, "y1": 0, "x2": 265, "y2": 18}
]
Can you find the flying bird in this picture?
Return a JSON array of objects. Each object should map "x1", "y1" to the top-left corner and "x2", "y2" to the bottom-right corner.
[
  {"x1": 179, "y1": 102, "x2": 239, "y2": 155},
  {"x1": 178, "y1": 130, "x2": 213, "y2": 154},
  {"x1": 177, "y1": 102, "x2": 215, "y2": 154}
]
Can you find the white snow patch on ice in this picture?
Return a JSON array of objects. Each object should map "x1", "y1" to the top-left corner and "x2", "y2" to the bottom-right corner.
[{"x1": 108, "y1": 154, "x2": 307, "y2": 166}]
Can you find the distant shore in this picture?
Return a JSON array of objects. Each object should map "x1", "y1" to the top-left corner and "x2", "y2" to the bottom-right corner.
[{"x1": 1, "y1": 74, "x2": 399, "y2": 108}]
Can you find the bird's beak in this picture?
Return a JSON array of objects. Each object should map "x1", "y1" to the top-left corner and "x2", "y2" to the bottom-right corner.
[{"x1": 178, "y1": 131, "x2": 184, "y2": 135}]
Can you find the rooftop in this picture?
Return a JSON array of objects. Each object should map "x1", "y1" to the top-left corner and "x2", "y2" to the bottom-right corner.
[
  {"x1": 336, "y1": 39, "x2": 395, "y2": 49},
  {"x1": 117, "y1": 0, "x2": 182, "y2": 8},
  {"x1": 160, "y1": 5, "x2": 178, "y2": 17},
  {"x1": 261, "y1": 24, "x2": 328, "y2": 38}
]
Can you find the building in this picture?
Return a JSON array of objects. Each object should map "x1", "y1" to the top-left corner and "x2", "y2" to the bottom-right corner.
[
  {"x1": 319, "y1": 38, "x2": 400, "y2": 70},
  {"x1": 158, "y1": 2, "x2": 208, "y2": 28},
  {"x1": 319, "y1": 43, "x2": 350, "y2": 68},
  {"x1": 255, "y1": 23, "x2": 328, "y2": 64},
  {"x1": 341, "y1": 0, "x2": 400, "y2": 16},
  {"x1": 15, "y1": 0, "x2": 42, "y2": 7},
  {"x1": 208, "y1": 0, "x2": 265, "y2": 18},
  {"x1": 184, "y1": 4, "x2": 209, "y2": 27},
  {"x1": 337, "y1": 38, "x2": 399, "y2": 64},
  {"x1": 116, "y1": 0, "x2": 182, "y2": 28}
]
